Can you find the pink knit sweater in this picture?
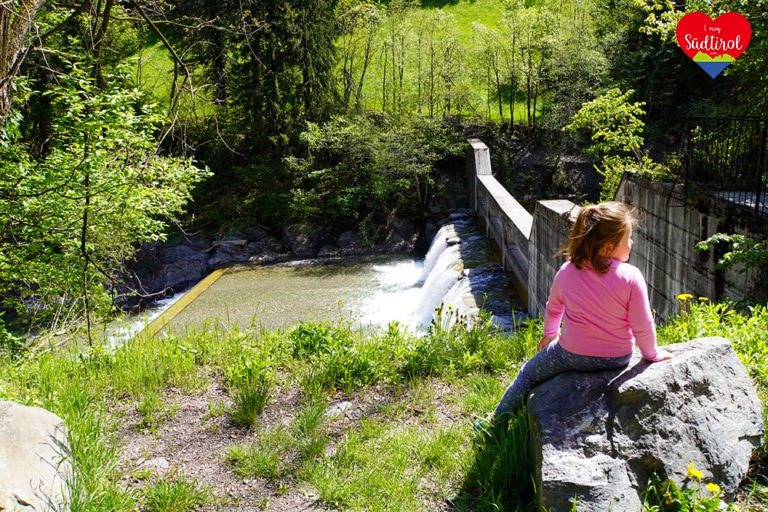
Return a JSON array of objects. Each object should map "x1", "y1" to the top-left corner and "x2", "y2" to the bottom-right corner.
[{"x1": 543, "y1": 259, "x2": 662, "y2": 361}]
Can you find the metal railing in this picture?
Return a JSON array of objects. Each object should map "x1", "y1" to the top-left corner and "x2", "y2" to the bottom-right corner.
[{"x1": 682, "y1": 116, "x2": 768, "y2": 214}]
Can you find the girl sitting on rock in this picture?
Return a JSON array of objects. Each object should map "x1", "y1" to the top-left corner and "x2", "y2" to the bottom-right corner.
[{"x1": 477, "y1": 201, "x2": 673, "y2": 432}]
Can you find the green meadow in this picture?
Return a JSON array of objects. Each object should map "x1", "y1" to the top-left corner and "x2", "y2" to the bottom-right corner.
[{"x1": 3, "y1": 299, "x2": 768, "y2": 510}]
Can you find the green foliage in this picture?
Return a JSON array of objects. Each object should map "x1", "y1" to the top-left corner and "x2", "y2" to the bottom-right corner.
[
  {"x1": 290, "y1": 320, "x2": 400, "y2": 392},
  {"x1": 460, "y1": 406, "x2": 534, "y2": 511},
  {"x1": 225, "y1": 399, "x2": 330, "y2": 480},
  {"x1": 0, "y1": 313, "x2": 24, "y2": 356},
  {"x1": 696, "y1": 233, "x2": 768, "y2": 274},
  {"x1": 139, "y1": 474, "x2": 212, "y2": 512},
  {"x1": 642, "y1": 462, "x2": 738, "y2": 512},
  {"x1": 0, "y1": 66, "x2": 209, "y2": 332},
  {"x1": 565, "y1": 88, "x2": 645, "y2": 160},
  {"x1": 285, "y1": 113, "x2": 464, "y2": 227},
  {"x1": 225, "y1": 426, "x2": 294, "y2": 480},
  {"x1": 163, "y1": 0, "x2": 338, "y2": 155},
  {"x1": 564, "y1": 88, "x2": 665, "y2": 200},
  {"x1": 226, "y1": 357, "x2": 274, "y2": 428}
]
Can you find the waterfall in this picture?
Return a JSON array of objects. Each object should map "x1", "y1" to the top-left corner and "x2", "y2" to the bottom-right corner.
[
  {"x1": 413, "y1": 244, "x2": 463, "y2": 328},
  {"x1": 419, "y1": 223, "x2": 454, "y2": 282},
  {"x1": 411, "y1": 221, "x2": 471, "y2": 329},
  {"x1": 410, "y1": 218, "x2": 524, "y2": 331}
]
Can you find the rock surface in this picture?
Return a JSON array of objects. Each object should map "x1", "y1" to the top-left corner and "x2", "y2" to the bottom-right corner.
[
  {"x1": 0, "y1": 401, "x2": 71, "y2": 512},
  {"x1": 528, "y1": 337, "x2": 763, "y2": 511}
]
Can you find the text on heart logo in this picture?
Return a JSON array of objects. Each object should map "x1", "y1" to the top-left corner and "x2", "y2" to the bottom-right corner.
[{"x1": 675, "y1": 12, "x2": 752, "y2": 78}]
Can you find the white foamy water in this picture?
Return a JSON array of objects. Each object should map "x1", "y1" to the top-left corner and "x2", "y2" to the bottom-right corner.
[{"x1": 358, "y1": 258, "x2": 424, "y2": 327}]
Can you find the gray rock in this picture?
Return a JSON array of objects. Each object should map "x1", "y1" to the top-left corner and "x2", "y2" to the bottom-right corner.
[
  {"x1": 207, "y1": 238, "x2": 286, "y2": 269},
  {"x1": 154, "y1": 249, "x2": 210, "y2": 292},
  {"x1": 0, "y1": 401, "x2": 71, "y2": 512},
  {"x1": 386, "y1": 213, "x2": 415, "y2": 239},
  {"x1": 283, "y1": 224, "x2": 316, "y2": 257},
  {"x1": 336, "y1": 230, "x2": 369, "y2": 255},
  {"x1": 528, "y1": 337, "x2": 763, "y2": 511}
]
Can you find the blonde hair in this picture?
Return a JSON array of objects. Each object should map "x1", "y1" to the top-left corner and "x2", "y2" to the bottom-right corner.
[{"x1": 558, "y1": 201, "x2": 637, "y2": 275}]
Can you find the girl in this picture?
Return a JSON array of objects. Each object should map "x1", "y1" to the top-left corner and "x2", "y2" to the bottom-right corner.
[{"x1": 477, "y1": 201, "x2": 672, "y2": 431}]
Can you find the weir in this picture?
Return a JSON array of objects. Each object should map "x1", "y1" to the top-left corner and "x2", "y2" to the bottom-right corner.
[
  {"x1": 133, "y1": 137, "x2": 767, "y2": 337},
  {"x1": 411, "y1": 220, "x2": 524, "y2": 330},
  {"x1": 130, "y1": 218, "x2": 524, "y2": 338}
]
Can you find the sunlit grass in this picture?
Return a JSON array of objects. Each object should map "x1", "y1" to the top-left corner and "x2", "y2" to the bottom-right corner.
[{"x1": 1, "y1": 302, "x2": 767, "y2": 509}]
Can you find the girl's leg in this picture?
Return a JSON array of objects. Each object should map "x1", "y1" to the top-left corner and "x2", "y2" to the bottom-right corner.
[{"x1": 494, "y1": 342, "x2": 631, "y2": 422}]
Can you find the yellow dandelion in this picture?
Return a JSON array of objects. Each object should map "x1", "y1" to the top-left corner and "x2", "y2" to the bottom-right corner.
[
  {"x1": 687, "y1": 462, "x2": 704, "y2": 480},
  {"x1": 677, "y1": 293, "x2": 694, "y2": 301},
  {"x1": 706, "y1": 482, "x2": 721, "y2": 494},
  {"x1": 698, "y1": 296, "x2": 709, "y2": 302}
]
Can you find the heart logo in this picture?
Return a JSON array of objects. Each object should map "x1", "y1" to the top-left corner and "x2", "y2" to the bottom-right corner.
[{"x1": 675, "y1": 12, "x2": 752, "y2": 78}]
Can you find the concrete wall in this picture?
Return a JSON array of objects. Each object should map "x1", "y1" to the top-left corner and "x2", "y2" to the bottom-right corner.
[
  {"x1": 616, "y1": 171, "x2": 768, "y2": 320},
  {"x1": 527, "y1": 200, "x2": 575, "y2": 317},
  {"x1": 466, "y1": 139, "x2": 533, "y2": 304},
  {"x1": 466, "y1": 140, "x2": 768, "y2": 322}
]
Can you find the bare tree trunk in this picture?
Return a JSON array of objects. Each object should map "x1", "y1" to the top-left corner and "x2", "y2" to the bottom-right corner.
[{"x1": 0, "y1": 0, "x2": 48, "y2": 121}]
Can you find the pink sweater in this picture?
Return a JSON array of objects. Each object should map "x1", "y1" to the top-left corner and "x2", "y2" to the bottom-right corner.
[{"x1": 543, "y1": 259, "x2": 661, "y2": 361}]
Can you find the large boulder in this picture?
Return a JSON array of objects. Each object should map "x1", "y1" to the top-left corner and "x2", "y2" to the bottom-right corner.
[
  {"x1": 153, "y1": 245, "x2": 210, "y2": 292},
  {"x1": 0, "y1": 401, "x2": 71, "y2": 512},
  {"x1": 207, "y1": 238, "x2": 287, "y2": 269},
  {"x1": 528, "y1": 337, "x2": 763, "y2": 511},
  {"x1": 283, "y1": 224, "x2": 316, "y2": 257}
]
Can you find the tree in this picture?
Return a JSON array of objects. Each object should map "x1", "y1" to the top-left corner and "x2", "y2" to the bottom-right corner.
[
  {"x1": 284, "y1": 114, "x2": 464, "y2": 230},
  {"x1": 0, "y1": 66, "x2": 209, "y2": 338},
  {"x1": 564, "y1": 88, "x2": 656, "y2": 200},
  {"x1": 541, "y1": 0, "x2": 609, "y2": 131},
  {"x1": 0, "y1": 0, "x2": 47, "y2": 120},
  {"x1": 336, "y1": 0, "x2": 380, "y2": 113}
]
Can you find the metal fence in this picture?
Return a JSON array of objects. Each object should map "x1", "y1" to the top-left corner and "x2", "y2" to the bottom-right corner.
[{"x1": 682, "y1": 116, "x2": 768, "y2": 214}]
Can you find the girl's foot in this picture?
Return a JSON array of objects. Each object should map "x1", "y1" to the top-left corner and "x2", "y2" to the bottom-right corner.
[{"x1": 473, "y1": 414, "x2": 496, "y2": 435}]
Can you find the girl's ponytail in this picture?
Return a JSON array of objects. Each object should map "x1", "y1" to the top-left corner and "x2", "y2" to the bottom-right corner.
[{"x1": 557, "y1": 202, "x2": 637, "y2": 274}]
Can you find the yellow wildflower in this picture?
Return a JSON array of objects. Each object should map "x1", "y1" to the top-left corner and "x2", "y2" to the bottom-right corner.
[
  {"x1": 698, "y1": 296, "x2": 709, "y2": 302},
  {"x1": 677, "y1": 293, "x2": 694, "y2": 301},
  {"x1": 706, "y1": 482, "x2": 721, "y2": 494},
  {"x1": 687, "y1": 462, "x2": 704, "y2": 480}
]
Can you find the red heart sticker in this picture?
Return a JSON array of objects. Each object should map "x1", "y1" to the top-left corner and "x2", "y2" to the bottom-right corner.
[{"x1": 675, "y1": 12, "x2": 752, "y2": 78}]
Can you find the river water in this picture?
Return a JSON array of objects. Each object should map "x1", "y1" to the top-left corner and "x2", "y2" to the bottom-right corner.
[
  {"x1": 171, "y1": 255, "x2": 425, "y2": 332},
  {"x1": 104, "y1": 219, "x2": 524, "y2": 343},
  {"x1": 104, "y1": 254, "x2": 427, "y2": 341}
]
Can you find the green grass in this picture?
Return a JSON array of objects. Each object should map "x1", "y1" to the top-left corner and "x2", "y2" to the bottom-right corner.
[
  {"x1": 129, "y1": 39, "x2": 173, "y2": 105},
  {"x1": 421, "y1": 0, "x2": 503, "y2": 40},
  {"x1": 129, "y1": 0, "x2": 537, "y2": 124},
  {"x1": 2, "y1": 302, "x2": 768, "y2": 510}
]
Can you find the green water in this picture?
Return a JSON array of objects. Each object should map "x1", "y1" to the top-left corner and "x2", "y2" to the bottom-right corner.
[{"x1": 163, "y1": 254, "x2": 424, "y2": 333}]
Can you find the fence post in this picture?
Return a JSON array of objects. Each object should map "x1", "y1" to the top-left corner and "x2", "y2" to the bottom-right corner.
[{"x1": 757, "y1": 120, "x2": 767, "y2": 213}]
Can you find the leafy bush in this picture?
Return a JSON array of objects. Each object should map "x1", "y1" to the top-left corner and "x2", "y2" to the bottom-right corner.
[{"x1": 284, "y1": 113, "x2": 464, "y2": 229}]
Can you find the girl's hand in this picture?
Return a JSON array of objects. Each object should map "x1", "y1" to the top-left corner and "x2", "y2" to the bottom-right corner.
[
  {"x1": 537, "y1": 335, "x2": 556, "y2": 352},
  {"x1": 654, "y1": 349, "x2": 673, "y2": 361}
]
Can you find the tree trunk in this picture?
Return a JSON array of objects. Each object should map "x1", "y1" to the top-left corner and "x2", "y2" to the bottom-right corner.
[{"x1": 0, "y1": 0, "x2": 48, "y2": 121}]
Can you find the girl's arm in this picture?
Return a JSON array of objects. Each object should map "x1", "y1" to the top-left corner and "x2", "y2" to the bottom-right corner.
[
  {"x1": 537, "y1": 334, "x2": 557, "y2": 352},
  {"x1": 628, "y1": 269, "x2": 672, "y2": 361}
]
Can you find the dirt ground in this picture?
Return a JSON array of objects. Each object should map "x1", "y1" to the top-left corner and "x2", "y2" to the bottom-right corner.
[
  {"x1": 114, "y1": 376, "x2": 451, "y2": 512},
  {"x1": 116, "y1": 379, "x2": 327, "y2": 512}
]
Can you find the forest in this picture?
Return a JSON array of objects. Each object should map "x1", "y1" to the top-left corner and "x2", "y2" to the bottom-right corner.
[{"x1": 0, "y1": 0, "x2": 766, "y2": 336}]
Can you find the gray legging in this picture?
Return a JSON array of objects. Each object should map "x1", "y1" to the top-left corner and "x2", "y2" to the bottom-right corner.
[{"x1": 494, "y1": 341, "x2": 632, "y2": 421}]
